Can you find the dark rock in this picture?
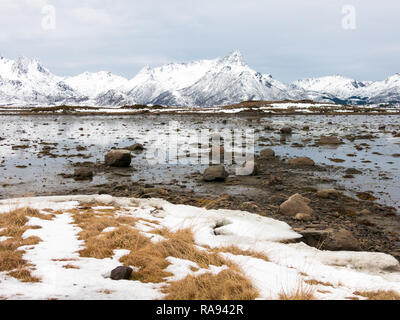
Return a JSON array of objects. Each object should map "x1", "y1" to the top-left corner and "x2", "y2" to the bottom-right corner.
[
  {"x1": 324, "y1": 228, "x2": 360, "y2": 251},
  {"x1": 203, "y1": 165, "x2": 229, "y2": 182},
  {"x1": 110, "y1": 266, "x2": 133, "y2": 280},
  {"x1": 289, "y1": 157, "x2": 315, "y2": 166},
  {"x1": 318, "y1": 135, "x2": 342, "y2": 145},
  {"x1": 259, "y1": 148, "x2": 275, "y2": 158},
  {"x1": 295, "y1": 228, "x2": 360, "y2": 251},
  {"x1": 345, "y1": 168, "x2": 362, "y2": 175},
  {"x1": 280, "y1": 127, "x2": 292, "y2": 134},
  {"x1": 73, "y1": 168, "x2": 93, "y2": 180},
  {"x1": 105, "y1": 149, "x2": 131, "y2": 167}
]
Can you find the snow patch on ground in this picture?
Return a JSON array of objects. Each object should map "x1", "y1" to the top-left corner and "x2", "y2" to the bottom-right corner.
[{"x1": 1, "y1": 195, "x2": 400, "y2": 300}]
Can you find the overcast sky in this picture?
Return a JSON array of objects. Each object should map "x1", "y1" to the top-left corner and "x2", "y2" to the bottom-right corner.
[{"x1": 0, "y1": 0, "x2": 399, "y2": 82}]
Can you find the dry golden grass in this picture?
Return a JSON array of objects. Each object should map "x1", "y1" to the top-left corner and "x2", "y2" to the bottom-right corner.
[
  {"x1": 353, "y1": 290, "x2": 400, "y2": 300},
  {"x1": 7, "y1": 268, "x2": 41, "y2": 282},
  {"x1": 72, "y1": 205, "x2": 260, "y2": 299},
  {"x1": 164, "y1": 267, "x2": 258, "y2": 300},
  {"x1": 304, "y1": 279, "x2": 334, "y2": 287},
  {"x1": 279, "y1": 282, "x2": 315, "y2": 300},
  {"x1": 212, "y1": 245, "x2": 269, "y2": 262},
  {"x1": 62, "y1": 264, "x2": 80, "y2": 269},
  {"x1": 0, "y1": 207, "x2": 53, "y2": 282}
]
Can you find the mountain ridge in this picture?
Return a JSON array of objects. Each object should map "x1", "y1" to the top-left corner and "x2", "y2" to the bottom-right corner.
[{"x1": 0, "y1": 51, "x2": 399, "y2": 107}]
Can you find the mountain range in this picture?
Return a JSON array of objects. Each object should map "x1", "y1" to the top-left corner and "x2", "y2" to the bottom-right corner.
[{"x1": 0, "y1": 51, "x2": 399, "y2": 107}]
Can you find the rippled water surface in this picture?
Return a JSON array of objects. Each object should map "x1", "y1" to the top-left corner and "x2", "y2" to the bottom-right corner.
[{"x1": 0, "y1": 114, "x2": 399, "y2": 209}]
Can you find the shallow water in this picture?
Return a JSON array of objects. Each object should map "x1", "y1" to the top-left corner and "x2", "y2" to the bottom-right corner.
[{"x1": 0, "y1": 114, "x2": 399, "y2": 209}]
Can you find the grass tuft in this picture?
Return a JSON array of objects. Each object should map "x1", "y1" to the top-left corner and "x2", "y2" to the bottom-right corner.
[{"x1": 353, "y1": 290, "x2": 400, "y2": 300}]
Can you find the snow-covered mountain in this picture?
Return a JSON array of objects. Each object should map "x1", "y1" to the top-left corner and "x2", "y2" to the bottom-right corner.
[
  {"x1": 0, "y1": 52, "x2": 399, "y2": 107},
  {"x1": 291, "y1": 74, "x2": 400, "y2": 105}
]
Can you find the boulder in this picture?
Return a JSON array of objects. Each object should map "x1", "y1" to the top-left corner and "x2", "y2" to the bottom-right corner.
[
  {"x1": 345, "y1": 168, "x2": 362, "y2": 175},
  {"x1": 289, "y1": 157, "x2": 315, "y2": 166},
  {"x1": 295, "y1": 227, "x2": 360, "y2": 251},
  {"x1": 280, "y1": 127, "x2": 292, "y2": 134},
  {"x1": 73, "y1": 168, "x2": 93, "y2": 181},
  {"x1": 105, "y1": 149, "x2": 131, "y2": 167},
  {"x1": 318, "y1": 136, "x2": 342, "y2": 145},
  {"x1": 324, "y1": 228, "x2": 360, "y2": 251},
  {"x1": 259, "y1": 148, "x2": 275, "y2": 158},
  {"x1": 279, "y1": 193, "x2": 313, "y2": 216},
  {"x1": 110, "y1": 266, "x2": 133, "y2": 280},
  {"x1": 203, "y1": 165, "x2": 229, "y2": 182}
]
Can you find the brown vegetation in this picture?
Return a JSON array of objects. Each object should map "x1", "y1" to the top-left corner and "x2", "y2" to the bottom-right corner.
[
  {"x1": 0, "y1": 207, "x2": 55, "y2": 282},
  {"x1": 353, "y1": 290, "x2": 400, "y2": 300}
]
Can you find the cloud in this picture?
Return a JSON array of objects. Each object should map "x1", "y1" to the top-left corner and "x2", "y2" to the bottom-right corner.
[
  {"x1": 25, "y1": 0, "x2": 49, "y2": 8},
  {"x1": 69, "y1": 7, "x2": 112, "y2": 25},
  {"x1": 0, "y1": 0, "x2": 399, "y2": 81}
]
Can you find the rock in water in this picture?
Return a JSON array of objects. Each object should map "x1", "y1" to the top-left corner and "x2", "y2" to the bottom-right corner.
[
  {"x1": 259, "y1": 148, "x2": 275, "y2": 159},
  {"x1": 203, "y1": 165, "x2": 229, "y2": 182},
  {"x1": 105, "y1": 149, "x2": 131, "y2": 167},
  {"x1": 73, "y1": 168, "x2": 93, "y2": 181},
  {"x1": 279, "y1": 193, "x2": 313, "y2": 216},
  {"x1": 289, "y1": 157, "x2": 315, "y2": 166},
  {"x1": 280, "y1": 127, "x2": 292, "y2": 134},
  {"x1": 110, "y1": 266, "x2": 133, "y2": 280},
  {"x1": 318, "y1": 135, "x2": 342, "y2": 145}
]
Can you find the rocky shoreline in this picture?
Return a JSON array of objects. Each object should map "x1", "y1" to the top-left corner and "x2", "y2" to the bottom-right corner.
[
  {"x1": 54, "y1": 150, "x2": 400, "y2": 262},
  {"x1": 1, "y1": 111, "x2": 400, "y2": 262}
]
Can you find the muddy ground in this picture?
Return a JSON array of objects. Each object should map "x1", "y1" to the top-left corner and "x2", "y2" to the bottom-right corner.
[
  {"x1": 1, "y1": 111, "x2": 400, "y2": 261},
  {"x1": 55, "y1": 152, "x2": 400, "y2": 262}
]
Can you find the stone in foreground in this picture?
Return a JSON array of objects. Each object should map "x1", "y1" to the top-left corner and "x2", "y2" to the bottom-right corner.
[
  {"x1": 279, "y1": 193, "x2": 313, "y2": 216},
  {"x1": 110, "y1": 266, "x2": 133, "y2": 280},
  {"x1": 203, "y1": 165, "x2": 229, "y2": 182},
  {"x1": 105, "y1": 149, "x2": 132, "y2": 167}
]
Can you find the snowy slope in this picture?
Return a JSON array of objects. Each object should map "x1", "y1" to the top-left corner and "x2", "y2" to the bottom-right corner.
[
  {"x1": 0, "y1": 53, "x2": 399, "y2": 107},
  {"x1": 63, "y1": 71, "x2": 129, "y2": 98},
  {"x1": 292, "y1": 74, "x2": 400, "y2": 105},
  {"x1": 157, "y1": 52, "x2": 298, "y2": 107},
  {"x1": 0, "y1": 56, "x2": 81, "y2": 106},
  {"x1": 292, "y1": 75, "x2": 370, "y2": 99}
]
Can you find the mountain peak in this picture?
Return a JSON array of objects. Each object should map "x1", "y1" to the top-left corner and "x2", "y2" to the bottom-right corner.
[
  {"x1": 11, "y1": 56, "x2": 49, "y2": 76},
  {"x1": 222, "y1": 50, "x2": 246, "y2": 65}
]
